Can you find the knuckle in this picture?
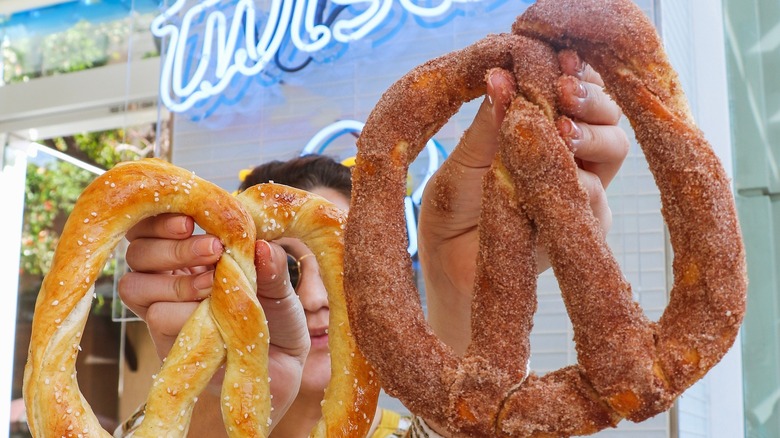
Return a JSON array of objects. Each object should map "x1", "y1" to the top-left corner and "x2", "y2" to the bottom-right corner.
[
  {"x1": 173, "y1": 275, "x2": 192, "y2": 301},
  {"x1": 616, "y1": 129, "x2": 631, "y2": 159},
  {"x1": 581, "y1": 171, "x2": 606, "y2": 200},
  {"x1": 117, "y1": 274, "x2": 134, "y2": 302},
  {"x1": 172, "y1": 239, "x2": 191, "y2": 263},
  {"x1": 145, "y1": 303, "x2": 165, "y2": 326},
  {"x1": 124, "y1": 242, "x2": 144, "y2": 270}
]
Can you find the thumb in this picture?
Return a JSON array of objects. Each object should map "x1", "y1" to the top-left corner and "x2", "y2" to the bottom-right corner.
[
  {"x1": 450, "y1": 68, "x2": 516, "y2": 168},
  {"x1": 254, "y1": 241, "x2": 309, "y2": 357}
]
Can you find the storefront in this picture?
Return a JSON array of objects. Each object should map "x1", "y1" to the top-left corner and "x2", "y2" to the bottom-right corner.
[{"x1": 0, "y1": 0, "x2": 775, "y2": 436}]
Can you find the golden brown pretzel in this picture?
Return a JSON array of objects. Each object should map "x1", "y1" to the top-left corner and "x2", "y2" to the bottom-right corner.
[
  {"x1": 343, "y1": 0, "x2": 747, "y2": 436},
  {"x1": 22, "y1": 158, "x2": 378, "y2": 437}
]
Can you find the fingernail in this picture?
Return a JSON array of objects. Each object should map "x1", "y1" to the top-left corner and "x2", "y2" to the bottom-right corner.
[
  {"x1": 256, "y1": 240, "x2": 273, "y2": 268},
  {"x1": 168, "y1": 216, "x2": 190, "y2": 235},
  {"x1": 193, "y1": 271, "x2": 214, "y2": 294},
  {"x1": 194, "y1": 237, "x2": 221, "y2": 256},
  {"x1": 574, "y1": 81, "x2": 588, "y2": 99},
  {"x1": 558, "y1": 118, "x2": 582, "y2": 151},
  {"x1": 486, "y1": 69, "x2": 499, "y2": 107},
  {"x1": 574, "y1": 57, "x2": 586, "y2": 78}
]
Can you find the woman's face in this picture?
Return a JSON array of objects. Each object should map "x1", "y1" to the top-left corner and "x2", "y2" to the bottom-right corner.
[{"x1": 276, "y1": 186, "x2": 350, "y2": 395}]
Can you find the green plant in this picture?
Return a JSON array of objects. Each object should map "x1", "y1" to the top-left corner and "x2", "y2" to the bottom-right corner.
[
  {"x1": 20, "y1": 127, "x2": 153, "y2": 282},
  {"x1": 20, "y1": 160, "x2": 99, "y2": 277}
]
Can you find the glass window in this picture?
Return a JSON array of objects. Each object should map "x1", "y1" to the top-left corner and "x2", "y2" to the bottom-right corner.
[
  {"x1": 1, "y1": 0, "x2": 161, "y2": 85},
  {"x1": 725, "y1": 0, "x2": 780, "y2": 436}
]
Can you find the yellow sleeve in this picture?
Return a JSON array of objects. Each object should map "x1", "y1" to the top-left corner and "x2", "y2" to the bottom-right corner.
[{"x1": 370, "y1": 408, "x2": 412, "y2": 438}]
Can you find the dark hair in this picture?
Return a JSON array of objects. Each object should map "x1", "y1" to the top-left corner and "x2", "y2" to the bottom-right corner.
[{"x1": 237, "y1": 154, "x2": 352, "y2": 199}]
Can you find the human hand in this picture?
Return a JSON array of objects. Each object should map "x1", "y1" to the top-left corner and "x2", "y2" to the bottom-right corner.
[
  {"x1": 118, "y1": 214, "x2": 309, "y2": 432},
  {"x1": 417, "y1": 51, "x2": 629, "y2": 355}
]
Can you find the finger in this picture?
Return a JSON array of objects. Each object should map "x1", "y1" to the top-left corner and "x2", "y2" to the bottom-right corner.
[
  {"x1": 558, "y1": 50, "x2": 604, "y2": 86},
  {"x1": 125, "y1": 213, "x2": 194, "y2": 241},
  {"x1": 451, "y1": 68, "x2": 516, "y2": 169},
  {"x1": 577, "y1": 168, "x2": 613, "y2": 233},
  {"x1": 254, "y1": 241, "x2": 294, "y2": 300},
  {"x1": 558, "y1": 75, "x2": 622, "y2": 125},
  {"x1": 118, "y1": 270, "x2": 214, "y2": 320},
  {"x1": 125, "y1": 234, "x2": 223, "y2": 272},
  {"x1": 557, "y1": 118, "x2": 630, "y2": 187},
  {"x1": 420, "y1": 68, "x2": 515, "y2": 226},
  {"x1": 145, "y1": 300, "x2": 200, "y2": 359},
  {"x1": 255, "y1": 241, "x2": 309, "y2": 358}
]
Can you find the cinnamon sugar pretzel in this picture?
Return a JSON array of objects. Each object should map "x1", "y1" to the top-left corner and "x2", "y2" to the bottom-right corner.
[{"x1": 343, "y1": 0, "x2": 747, "y2": 436}]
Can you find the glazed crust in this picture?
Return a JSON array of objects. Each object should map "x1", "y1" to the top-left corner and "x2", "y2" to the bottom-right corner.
[
  {"x1": 344, "y1": 0, "x2": 747, "y2": 436},
  {"x1": 22, "y1": 158, "x2": 378, "y2": 437}
]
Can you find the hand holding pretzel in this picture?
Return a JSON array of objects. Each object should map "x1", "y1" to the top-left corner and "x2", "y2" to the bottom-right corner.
[
  {"x1": 344, "y1": 0, "x2": 746, "y2": 436},
  {"x1": 119, "y1": 219, "x2": 310, "y2": 435},
  {"x1": 419, "y1": 53, "x2": 628, "y2": 358}
]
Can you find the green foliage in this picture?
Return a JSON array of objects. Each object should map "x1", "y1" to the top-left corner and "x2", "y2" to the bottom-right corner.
[
  {"x1": 20, "y1": 128, "x2": 151, "y2": 281},
  {"x1": 2, "y1": 12, "x2": 159, "y2": 84},
  {"x1": 20, "y1": 160, "x2": 98, "y2": 277},
  {"x1": 53, "y1": 130, "x2": 130, "y2": 169}
]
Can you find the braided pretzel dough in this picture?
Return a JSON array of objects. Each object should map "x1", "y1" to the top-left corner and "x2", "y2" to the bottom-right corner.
[
  {"x1": 344, "y1": 0, "x2": 747, "y2": 436},
  {"x1": 22, "y1": 158, "x2": 378, "y2": 437}
]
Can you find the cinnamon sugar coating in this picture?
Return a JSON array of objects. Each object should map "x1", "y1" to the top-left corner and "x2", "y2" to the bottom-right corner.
[{"x1": 344, "y1": 0, "x2": 746, "y2": 436}]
